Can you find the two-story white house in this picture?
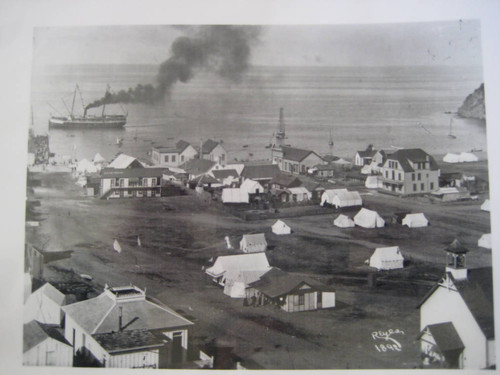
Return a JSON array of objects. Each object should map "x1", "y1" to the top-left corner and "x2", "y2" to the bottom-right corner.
[
  {"x1": 62, "y1": 285, "x2": 194, "y2": 369},
  {"x1": 417, "y1": 240, "x2": 495, "y2": 369},
  {"x1": 201, "y1": 139, "x2": 226, "y2": 166},
  {"x1": 379, "y1": 148, "x2": 440, "y2": 195},
  {"x1": 99, "y1": 167, "x2": 165, "y2": 198},
  {"x1": 272, "y1": 146, "x2": 324, "y2": 175},
  {"x1": 151, "y1": 140, "x2": 198, "y2": 168}
]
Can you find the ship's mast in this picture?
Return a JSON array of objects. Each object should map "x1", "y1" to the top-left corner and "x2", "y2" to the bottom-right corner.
[{"x1": 70, "y1": 85, "x2": 78, "y2": 118}]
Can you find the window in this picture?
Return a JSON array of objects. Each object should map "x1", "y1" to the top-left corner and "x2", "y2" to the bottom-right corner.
[
  {"x1": 164, "y1": 155, "x2": 169, "y2": 162},
  {"x1": 412, "y1": 173, "x2": 415, "y2": 181},
  {"x1": 172, "y1": 155, "x2": 176, "y2": 162},
  {"x1": 111, "y1": 179, "x2": 115, "y2": 187},
  {"x1": 398, "y1": 173, "x2": 401, "y2": 180},
  {"x1": 413, "y1": 184, "x2": 417, "y2": 191},
  {"x1": 143, "y1": 178, "x2": 148, "y2": 187},
  {"x1": 181, "y1": 155, "x2": 184, "y2": 162},
  {"x1": 430, "y1": 182, "x2": 434, "y2": 190},
  {"x1": 298, "y1": 294, "x2": 305, "y2": 305},
  {"x1": 417, "y1": 173, "x2": 421, "y2": 181},
  {"x1": 421, "y1": 183, "x2": 425, "y2": 191},
  {"x1": 385, "y1": 171, "x2": 389, "y2": 178},
  {"x1": 82, "y1": 333, "x2": 86, "y2": 348},
  {"x1": 392, "y1": 171, "x2": 395, "y2": 180},
  {"x1": 119, "y1": 179, "x2": 124, "y2": 188}
]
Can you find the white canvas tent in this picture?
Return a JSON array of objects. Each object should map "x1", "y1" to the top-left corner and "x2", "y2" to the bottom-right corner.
[
  {"x1": 402, "y1": 213, "x2": 429, "y2": 228},
  {"x1": 321, "y1": 189, "x2": 362, "y2": 208},
  {"x1": 240, "y1": 233, "x2": 267, "y2": 253},
  {"x1": 205, "y1": 253, "x2": 271, "y2": 296},
  {"x1": 365, "y1": 176, "x2": 379, "y2": 189},
  {"x1": 443, "y1": 153, "x2": 461, "y2": 163},
  {"x1": 223, "y1": 269, "x2": 270, "y2": 298},
  {"x1": 93, "y1": 153, "x2": 106, "y2": 164},
  {"x1": 478, "y1": 233, "x2": 492, "y2": 249},
  {"x1": 459, "y1": 152, "x2": 479, "y2": 162},
  {"x1": 272, "y1": 220, "x2": 291, "y2": 235},
  {"x1": 222, "y1": 188, "x2": 249, "y2": 204},
  {"x1": 481, "y1": 199, "x2": 490, "y2": 212},
  {"x1": 333, "y1": 214, "x2": 355, "y2": 228},
  {"x1": 354, "y1": 208, "x2": 385, "y2": 228},
  {"x1": 369, "y1": 246, "x2": 404, "y2": 270},
  {"x1": 240, "y1": 179, "x2": 264, "y2": 195}
]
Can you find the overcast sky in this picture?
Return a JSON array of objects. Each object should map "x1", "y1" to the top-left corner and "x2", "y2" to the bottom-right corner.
[{"x1": 33, "y1": 20, "x2": 482, "y2": 67}]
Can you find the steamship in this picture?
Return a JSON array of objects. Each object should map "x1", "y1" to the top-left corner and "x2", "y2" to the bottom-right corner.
[{"x1": 48, "y1": 85, "x2": 127, "y2": 129}]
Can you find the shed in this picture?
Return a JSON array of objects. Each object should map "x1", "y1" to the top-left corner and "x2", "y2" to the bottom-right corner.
[
  {"x1": 333, "y1": 214, "x2": 355, "y2": 228},
  {"x1": 402, "y1": 213, "x2": 429, "y2": 228},
  {"x1": 287, "y1": 187, "x2": 311, "y2": 202},
  {"x1": 369, "y1": 246, "x2": 404, "y2": 270},
  {"x1": 221, "y1": 188, "x2": 249, "y2": 204},
  {"x1": 24, "y1": 283, "x2": 66, "y2": 325},
  {"x1": 23, "y1": 320, "x2": 73, "y2": 367},
  {"x1": 481, "y1": 199, "x2": 490, "y2": 212},
  {"x1": 365, "y1": 176, "x2": 379, "y2": 189},
  {"x1": 240, "y1": 233, "x2": 267, "y2": 253},
  {"x1": 354, "y1": 208, "x2": 385, "y2": 228},
  {"x1": 272, "y1": 220, "x2": 291, "y2": 235},
  {"x1": 478, "y1": 233, "x2": 492, "y2": 249}
]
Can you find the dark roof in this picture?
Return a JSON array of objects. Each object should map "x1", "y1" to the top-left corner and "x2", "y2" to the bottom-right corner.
[
  {"x1": 249, "y1": 268, "x2": 335, "y2": 298},
  {"x1": 453, "y1": 267, "x2": 494, "y2": 339},
  {"x1": 212, "y1": 169, "x2": 239, "y2": 179},
  {"x1": 322, "y1": 155, "x2": 340, "y2": 163},
  {"x1": 315, "y1": 164, "x2": 336, "y2": 171},
  {"x1": 356, "y1": 149, "x2": 377, "y2": 158},
  {"x1": 418, "y1": 267, "x2": 494, "y2": 340},
  {"x1": 92, "y1": 329, "x2": 166, "y2": 354},
  {"x1": 154, "y1": 140, "x2": 193, "y2": 154},
  {"x1": 202, "y1": 139, "x2": 220, "y2": 154},
  {"x1": 180, "y1": 159, "x2": 216, "y2": 175},
  {"x1": 445, "y1": 239, "x2": 469, "y2": 254},
  {"x1": 101, "y1": 167, "x2": 166, "y2": 179},
  {"x1": 301, "y1": 181, "x2": 325, "y2": 192},
  {"x1": 194, "y1": 174, "x2": 220, "y2": 185},
  {"x1": 422, "y1": 322, "x2": 465, "y2": 352},
  {"x1": 24, "y1": 320, "x2": 70, "y2": 353},
  {"x1": 270, "y1": 173, "x2": 302, "y2": 188},
  {"x1": 386, "y1": 148, "x2": 439, "y2": 172},
  {"x1": 241, "y1": 164, "x2": 281, "y2": 180},
  {"x1": 281, "y1": 146, "x2": 322, "y2": 162}
]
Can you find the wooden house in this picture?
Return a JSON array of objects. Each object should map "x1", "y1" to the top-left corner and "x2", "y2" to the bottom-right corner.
[
  {"x1": 151, "y1": 140, "x2": 198, "y2": 168},
  {"x1": 201, "y1": 139, "x2": 226, "y2": 166},
  {"x1": 62, "y1": 285, "x2": 194, "y2": 369},
  {"x1": 272, "y1": 146, "x2": 325, "y2": 175}
]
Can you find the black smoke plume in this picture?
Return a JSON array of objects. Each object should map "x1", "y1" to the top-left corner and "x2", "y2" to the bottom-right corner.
[{"x1": 84, "y1": 26, "x2": 261, "y2": 114}]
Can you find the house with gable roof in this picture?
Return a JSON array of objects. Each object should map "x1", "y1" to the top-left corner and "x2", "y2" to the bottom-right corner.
[
  {"x1": 62, "y1": 284, "x2": 194, "y2": 368},
  {"x1": 380, "y1": 148, "x2": 440, "y2": 195},
  {"x1": 108, "y1": 153, "x2": 144, "y2": 169},
  {"x1": 354, "y1": 145, "x2": 377, "y2": 166},
  {"x1": 151, "y1": 140, "x2": 198, "y2": 167},
  {"x1": 201, "y1": 139, "x2": 226, "y2": 166},
  {"x1": 417, "y1": 240, "x2": 495, "y2": 369},
  {"x1": 24, "y1": 283, "x2": 66, "y2": 325},
  {"x1": 23, "y1": 320, "x2": 73, "y2": 366},
  {"x1": 272, "y1": 146, "x2": 325, "y2": 175}
]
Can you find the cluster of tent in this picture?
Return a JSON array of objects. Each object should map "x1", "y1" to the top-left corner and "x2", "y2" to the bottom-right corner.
[
  {"x1": 334, "y1": 210, "x2": 428, "y2": 229},
  {"x1": 443, "y1": 152, "x2": 479, "y2": 163},
  {"x1": 75, "y1": 153, "x2": 107, "y2": 175}
]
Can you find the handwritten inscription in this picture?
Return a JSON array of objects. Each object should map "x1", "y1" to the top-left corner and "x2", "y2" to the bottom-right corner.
[{"x1": 372, "y1": 329, "x2": 405, "y2": 352}]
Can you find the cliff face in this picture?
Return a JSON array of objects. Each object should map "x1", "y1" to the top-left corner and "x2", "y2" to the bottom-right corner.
[{"x1": 457, "y1": 83, "x2": 485, "y2": 120}]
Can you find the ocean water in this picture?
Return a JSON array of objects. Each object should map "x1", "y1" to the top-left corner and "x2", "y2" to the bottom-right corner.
[{"x1": 30, "y1": 64, "x2": 486, "y2": 163}]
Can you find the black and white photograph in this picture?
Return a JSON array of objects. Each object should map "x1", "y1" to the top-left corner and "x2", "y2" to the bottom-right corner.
[{"x1": 2, "y1": 1, "x2": 500, "y2": 373}]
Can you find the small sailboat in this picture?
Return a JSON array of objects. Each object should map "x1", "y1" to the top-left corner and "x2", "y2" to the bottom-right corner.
[
  {"x1": 113, "y1": 239, "x2": 122, "y2": 253},
  {"x1": 448, "y1": 117, "x2": 456, "y2": 139}
]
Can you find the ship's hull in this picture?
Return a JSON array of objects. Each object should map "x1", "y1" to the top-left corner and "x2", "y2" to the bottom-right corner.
[{"x1": 49, "y1": 116, "x2": 126, "y2": 129}]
